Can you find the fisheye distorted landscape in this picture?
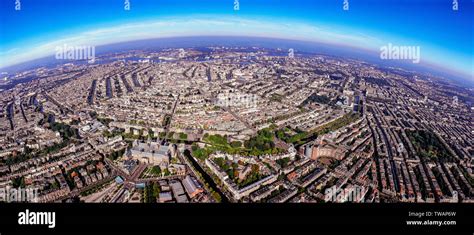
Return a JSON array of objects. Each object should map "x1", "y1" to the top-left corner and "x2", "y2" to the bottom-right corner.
[{"x1": 0, "y1": 0, "x2": 473, "y2": 204}]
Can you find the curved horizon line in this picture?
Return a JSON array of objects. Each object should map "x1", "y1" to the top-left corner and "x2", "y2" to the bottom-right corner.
[{"x1": 0, "y1": 15, "x2": 471, "y2": 81}]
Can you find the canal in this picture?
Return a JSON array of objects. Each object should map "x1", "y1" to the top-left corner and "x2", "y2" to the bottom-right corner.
[{"x1": 183, "y1": 149, "x2": 228, "y2": 203}]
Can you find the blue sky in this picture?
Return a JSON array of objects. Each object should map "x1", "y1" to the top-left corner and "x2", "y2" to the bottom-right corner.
[{"x1": 0, "y1": 0, "x2": 472, "y2": 80}]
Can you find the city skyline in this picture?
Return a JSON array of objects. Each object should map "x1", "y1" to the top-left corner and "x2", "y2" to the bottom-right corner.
[{"x1": 0, "y1": 0, "x2": 472, "y2": 82}]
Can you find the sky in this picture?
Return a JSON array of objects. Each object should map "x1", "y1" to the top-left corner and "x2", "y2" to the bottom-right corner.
[{"x1": 0, "y1": 0, "x2": 473, "y2": 80}]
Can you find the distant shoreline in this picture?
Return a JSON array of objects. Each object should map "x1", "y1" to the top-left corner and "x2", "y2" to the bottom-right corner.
[{"x1": 1, "y1": 36, "x2": 472, "y2": 89}]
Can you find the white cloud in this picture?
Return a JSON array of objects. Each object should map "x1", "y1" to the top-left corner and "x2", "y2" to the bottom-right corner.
[{"x1": 0, "y1": 15, "x2": 380, "y2": 69}]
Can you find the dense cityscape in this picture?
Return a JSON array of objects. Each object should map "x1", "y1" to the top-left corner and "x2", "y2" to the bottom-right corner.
[{"x1": 0, "y1": 46, "x2": 472, "y2": 204}]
